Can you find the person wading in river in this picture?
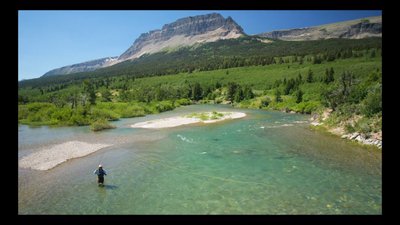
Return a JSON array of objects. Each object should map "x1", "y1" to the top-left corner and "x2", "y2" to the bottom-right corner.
[{"x1": 94, "y1": 164, "x2": 107, "y2": 186}]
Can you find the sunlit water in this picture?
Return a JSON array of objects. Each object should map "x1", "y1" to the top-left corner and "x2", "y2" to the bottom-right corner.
[{"x1": 18, "y1": 104, "x2": 381, "y2": 214}]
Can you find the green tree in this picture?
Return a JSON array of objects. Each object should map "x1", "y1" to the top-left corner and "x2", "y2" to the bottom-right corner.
[
  {"x1": 295, "y1": 89, "x2": 303, "y2": 103},
  {"x1": 340, "y1": 71, "x2": 355, "y2": 97},
  {"x1": 284, "y1": 78, "x2": 297, "y2": 95},
  {"x1": 324, "y1": 67, "x2": 335, "y2": 84},
  {"x1": 275, "y1": 89, "x2": 282, "y2": 102},
  {"x1": 83, "y1": 80, "x2": 96, "y2": 105},
  {"x1": 306, "y1": 69, "x2": 314, "y2": 83},
  {"x1": 192, "y1": 82, "x2": 203, "y2": 101},
  {"x1": 299, "y1": 56, "x2": 303, "y2": 65},
  {"x1": 215, "y1": 81, "x2": 222, "y2": 89},
  {"x1": 297, "y1": 73, "x2": 303, "y2": 84},
  {"x1": 370, "y1": 49, "x2": 376, "y2": 58},
  {"x1": 234, "y1": 88, "x2": 244, "y2": 102},
  {"x1": 68, "y1": 86, "x2": 80, "y2": 109},
  {"x1": 312, "y1": 55, "x2": 322, "y2": 64},
  {"x1": 243, "y1": 86, "x2": 255, "y2": 100},
  {"x1": 226, "y1": 82, "x2": 238, "y2": 101},
  {"x1": 100, "y1": 88, "x2": 112, "y2": 102},
  {"x1": 361, "y1": 84, "x2": 381, "y2": 117},
  {"x1": 119, "y1": 89, "x2": 129, "y2": 102}
]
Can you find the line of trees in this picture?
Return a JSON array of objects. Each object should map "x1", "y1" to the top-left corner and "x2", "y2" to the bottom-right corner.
[{"x1": 19, "y1": 37, "x2": 381, "y2": 89}]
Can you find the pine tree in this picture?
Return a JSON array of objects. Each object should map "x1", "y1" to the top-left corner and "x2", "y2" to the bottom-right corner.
[
  {"x1": 275, "y1": 89, "x2": 282, "y2": 102},
  {"x1": 83, "y1": 80, "x2": 96, "y2": 105},
  {"x1": 243, "y1": 86, "x2": 255, "y2": 100},
  {"x1": 192, "y1": 82, "x2": 203, "y2": 101},
  {"x1": 226, "y1": 82, "x2": 238, "y2": 101},
  {"x1": 296, "y1": 89, "x2": 303, "y2": 103},
  {"x1": 328, "y1": 67, "x2": 335, "y2": 83},
  {"x1": 234, "y1": 88, "x2": 244, "y2": 102},
  {"x1": 299, "y1": 56, "x2": 303, "y2": 65},
  {"x1": 297, "y1": 73, "x2": 303, "y2": 84},
  {"x1": 306, "y1": 69, "x2": 314, "y2": 83}
]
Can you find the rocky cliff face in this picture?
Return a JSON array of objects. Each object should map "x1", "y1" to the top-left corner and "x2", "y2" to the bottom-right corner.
[
  {"x1": 42, "y1": 13, "x2": 244, "y2": 77},
  {"x1": 118, "y1": 13, "x2": 245, "y2": 61},
  {"x1": 42, "y1": 57, "x2": 118, "y2": 77},
  {"x1": 258, "y1": 16, "x2": 381, "y2": 41}
]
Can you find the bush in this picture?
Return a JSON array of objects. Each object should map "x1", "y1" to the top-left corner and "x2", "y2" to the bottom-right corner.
[
  {"x1": 119, "y1": 105, "x2": 145, "y2": 118},
  {"x1": 361, "y1": 85, "x2": 381, "y2": 117},
  {"x1": 354, "y1": 117, "x2": 372, "y2": 134},
  {"x1": 260, "y1": 97, "x2": 271, "y2": 108},
  {"x1": 69, "y1": 114, "x2": 89, "y2": 126},
  {"x1": 51, "y1": 107, "x2": 73, "y2": 122},
  {"x1": 155, "y1": 101, "x2": 175, "y2": 112},
  {"x1": 303, "y1": 101, "x2": 321, "y2": 114},
  {"x1": 174, "y1": 98, "x2": 191, "y2": 106},
  {"x1": 90, "y1": 119, "x2": 116, "y2": 131},
  {"x1": 90, "y1": 108, "x2": 119, "y2": 121},
  {"x1": 18, "y1": 105, "x2": 29, "y2": 120},
  {"x1": 292, "y1": 102, "x2": 307, "y2": 113},
  {"x1": 345, "y1": 123, "x2": 356, "y2": 133}
]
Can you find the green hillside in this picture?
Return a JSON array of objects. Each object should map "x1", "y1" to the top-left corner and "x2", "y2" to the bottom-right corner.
[
  {"x1": 18, "y1": 37, "x2": 381, "y2": 138},
  {"x1": 19, "y1": 37, "x2": 381, "y2": 88}
]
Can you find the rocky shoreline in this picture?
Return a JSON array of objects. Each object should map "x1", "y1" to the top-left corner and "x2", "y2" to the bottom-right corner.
[
  {"x1": 340, "y1": 132, "x2": 382, "y2": 148},
  {"x1": 309, "y1": 110, "x2": 382, "y2": 149}
]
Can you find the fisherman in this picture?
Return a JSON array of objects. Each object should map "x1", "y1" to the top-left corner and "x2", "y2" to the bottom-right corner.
[{"x1": 94, "y1": 164, "x2": 107, "y2": 186}]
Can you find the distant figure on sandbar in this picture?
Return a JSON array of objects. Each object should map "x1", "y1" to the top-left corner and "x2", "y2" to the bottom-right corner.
[{"x1": 94, "y1": 164, "x2": 107, "y2": 186}]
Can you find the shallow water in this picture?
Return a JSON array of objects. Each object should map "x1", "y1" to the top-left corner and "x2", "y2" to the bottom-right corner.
[{"x1": 18, "y1": 104, "x2": 381, "y2": 214}]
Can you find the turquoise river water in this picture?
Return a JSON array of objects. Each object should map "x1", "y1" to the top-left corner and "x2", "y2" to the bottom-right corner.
[{"x1": 18, "y1": 104, "x2": 381, "y2": 214}]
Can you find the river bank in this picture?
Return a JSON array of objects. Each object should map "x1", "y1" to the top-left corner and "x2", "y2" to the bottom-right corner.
[
  {"x1": 308, "y1": 109, "x2": 382, "y2": 149},
  {"x1": 19, "y1": 141, "x2": 112, "y2": 170}
]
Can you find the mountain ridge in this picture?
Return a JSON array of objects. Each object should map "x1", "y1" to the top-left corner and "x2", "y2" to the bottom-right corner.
[
  {"x1": 42, "y1": 56, "x2": 118, "y2": 77},
  {"x1": 41, "y1": 14, "x2": 381, "y2": 78},
  {"x1": 257, "y1": 16, "x2": 381, "y2": 41}
]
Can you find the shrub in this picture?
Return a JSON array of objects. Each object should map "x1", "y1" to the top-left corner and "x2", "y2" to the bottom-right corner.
[
  {"x1": 18, "y1": 105, "x2": 29, "y2": 120},
  {"x1": 90, "y1": 119, "x2": 116, "y2": 131},
  {"x1": 361, "y1": 85, "x2": 381, "y2": 117},
  {"x1": 90, "y1": 108, "x2": 119, "y2": 121},
  {"x1": 69, "y1": 114, "x2": 89, "y2": 126},
  {"x1": 345, "y1": 123, "x2": 356, "y2": 133},
  {"x1": 303, "y1": 101, "x2": 321, "y2": 114},
  {"x1": 354, "y1": 117, "x2": 372, "y2": 134},
  {"x1": 260, "y1": 97, "x2": 271, "y2": 108},
  {"x1": 174, "y1": 98, "x2": 191, "y2": 106},
  {"x1": 119, "y1": 105, "x2": 145, "y2": 118},
  {"x1": 155, "y1": 101, "x2": 175, "y2": 112}
]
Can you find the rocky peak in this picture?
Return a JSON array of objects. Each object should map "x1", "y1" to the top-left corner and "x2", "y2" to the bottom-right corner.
[
  {"x1": 160, "y1": 13, "x2": 243, "y2": 37},
  {"x1": 118, "y1": 13, "x2": 244, "y2": 61}
]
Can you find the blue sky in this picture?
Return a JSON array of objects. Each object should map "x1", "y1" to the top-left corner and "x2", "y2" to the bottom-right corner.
[{"x1": 18, "y1": 10, "x2": 381, "y2": 80}]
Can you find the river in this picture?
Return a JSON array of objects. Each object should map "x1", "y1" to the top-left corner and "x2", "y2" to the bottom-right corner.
[{"x1": 18, "y1": 104, "x2": 381, "y2": 214}]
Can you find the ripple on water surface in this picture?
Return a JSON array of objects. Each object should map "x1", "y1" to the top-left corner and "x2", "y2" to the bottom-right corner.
[{"x1": 18, "y1": 105, "x2": 381, "y2": 214}]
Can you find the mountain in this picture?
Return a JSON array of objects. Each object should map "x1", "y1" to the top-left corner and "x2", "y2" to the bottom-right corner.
[
  {"x1": 42, "y1": 57, "x2": 118, "y2": 77},
  {"x1": 117, "y1": 13, "x2": 245, "y2": 62},
  {"x1": 41, "y1": 14, "x2": 381, "y2": 78},
  {"x1": 41, "y1": 13, "x2": 244, "y2": 77},
  {"x1": 257, "y1": 16, "x2": 381, "y2": 41}
]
